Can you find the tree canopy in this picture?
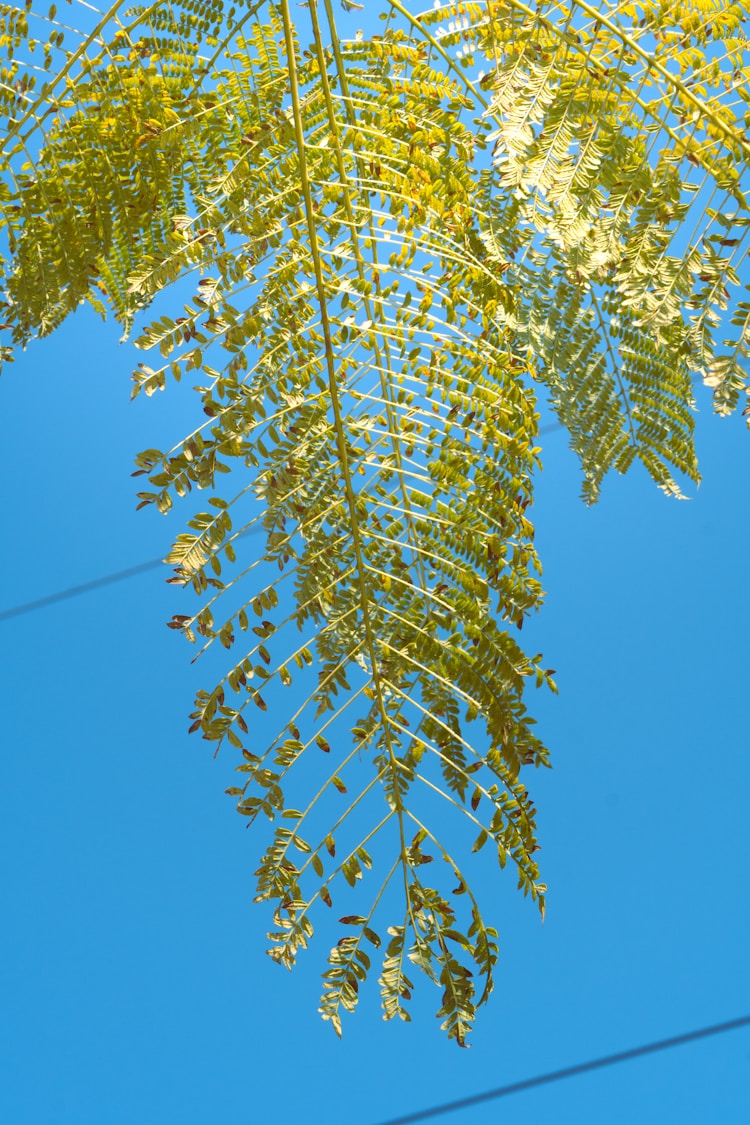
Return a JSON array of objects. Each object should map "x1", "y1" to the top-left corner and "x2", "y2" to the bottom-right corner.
[{"x1": 1, "y1": 0, "x2": 748, "y2": 1043}]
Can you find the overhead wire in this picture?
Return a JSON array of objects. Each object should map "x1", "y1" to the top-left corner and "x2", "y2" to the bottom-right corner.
[
  {"x1": 0, "y1": 555, "x2": 167, "y2": 622},
  {"x1": 1, "y1": 424, "x2": 743, "y2": 1112},
  {"x1": 371, "y1": 1014, "x2": 750, "y2": 1125},
  {"x1": 0, "y1": 425, "x2": 566, "y2": 623},
  {"x1": 0, "y1": 519, "x2": 265, "y2": 623}
]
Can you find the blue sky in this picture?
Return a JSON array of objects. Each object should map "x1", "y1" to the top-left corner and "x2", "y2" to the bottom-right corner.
[{"x1": 2, "y1": 299, "x2": 749, "y2": 1124}]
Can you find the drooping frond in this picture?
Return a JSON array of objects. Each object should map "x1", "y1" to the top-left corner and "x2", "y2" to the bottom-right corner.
[
  {"x1": 416, "y1": 0, "x2": 750, "y2": 498},
  {"x1": 130, "y1": 1, "x2": 553, "y2": 1043},
  {"x1": 0, "y1": 0, "x2": 229, "y2": 338},
  {"x1": 1, "y1": 0, "x2": 748, "y2": 1042}
]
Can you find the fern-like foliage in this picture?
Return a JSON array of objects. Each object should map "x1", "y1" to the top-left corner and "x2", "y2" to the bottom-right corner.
[
  {"x1": 427, "y1": 0, "x2": 750, "y2": 498},
  {"x1": 1, "y1": 0, "x2": 748, "y2": 1042}
]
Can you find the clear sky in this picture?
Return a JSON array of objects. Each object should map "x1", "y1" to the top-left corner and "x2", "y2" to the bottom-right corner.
[{"x1": 2, "y1": 292, "x2": 749, "y2": 1124}]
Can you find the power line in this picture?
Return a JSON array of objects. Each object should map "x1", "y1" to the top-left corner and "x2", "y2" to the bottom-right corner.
[
  {"x1": 0, "y1": 529, "x2": 258, "y2": 623},
  {"x1": 0, "y1": 424, "x2": 566, "y2": 624},
  {"x1": 3, "y1": 434, "x2": 735, "y2": 1118},
  {"x1": 372, "y1": 1014, "x2": 750, "y2": 1125},
  {"x1": 0, "y1": 556, "x2": 167, "y2": 622},
  {"x1": 0, "y1": 520, "x2": 274, "y2": 623}
]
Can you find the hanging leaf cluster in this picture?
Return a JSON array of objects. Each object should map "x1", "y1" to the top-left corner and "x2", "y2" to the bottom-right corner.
[{"x1": 1, "y1": 0, "x2": 748, "y2": 1042}]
